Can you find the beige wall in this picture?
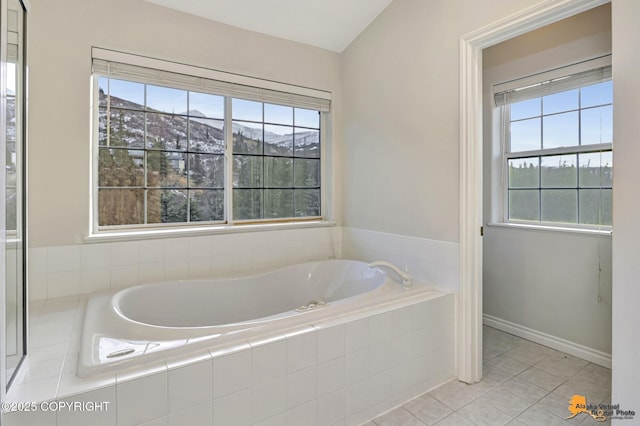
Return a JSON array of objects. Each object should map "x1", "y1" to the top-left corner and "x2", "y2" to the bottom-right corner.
[
  {"x1": 27, "y1": 0, "x2": 342, "y2": 247},
  {"x1": 340, "y1": 0, "x2": 548, "y2": 242},
  {"x1": 482, "y1": 6, "x2": 612, "y2": 354}
]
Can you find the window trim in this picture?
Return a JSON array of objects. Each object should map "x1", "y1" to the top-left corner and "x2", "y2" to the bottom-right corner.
[
  {"x1": 493, "y1": 58, "x2": 613, "y2": 232},
  {"x1": 89, "y1": 49, "x2": 331, "y2": 237}
]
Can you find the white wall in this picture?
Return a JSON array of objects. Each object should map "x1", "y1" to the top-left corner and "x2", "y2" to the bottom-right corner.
[
  {"x1": 610, "y1": 0, "x2": 640, "y2": 416},
  {"x1": 27, "y1": 0, "x2": 342, "y2": 248},
  {"x1": 482, "y1": 6, "x2": 612, "y2": 355}
]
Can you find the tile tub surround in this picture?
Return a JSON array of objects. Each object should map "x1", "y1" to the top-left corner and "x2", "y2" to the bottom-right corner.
[
  {"x1": 28, "y1": 226, "x2": 342, "y2": 301},
  {"x1": 27, "y1": 226, "x2": 461, "y2": 302},
  {"x1": 341, "y1": 227, "x2": 459, "y2": 293},
  {"x1": 3, "y1": 291, "x2": 455, "y2": 426}
]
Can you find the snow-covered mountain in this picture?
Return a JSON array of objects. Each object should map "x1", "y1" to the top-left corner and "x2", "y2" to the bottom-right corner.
[{"x1": 100, "y1": 91, "x2": 319, "y2": 157}]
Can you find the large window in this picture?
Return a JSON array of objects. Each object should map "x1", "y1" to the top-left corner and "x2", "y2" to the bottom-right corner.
[
  {"x1": 92, "y1": 51, "x2": 328, "y2": 231},
  {"x1": 496, "y1": 62, "x2": 612, "y2": 228}
]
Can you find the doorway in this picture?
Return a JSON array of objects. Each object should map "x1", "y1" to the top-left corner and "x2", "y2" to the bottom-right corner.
[{"x1": 457, "y1": 0, "x2": 611, "y2": 384}]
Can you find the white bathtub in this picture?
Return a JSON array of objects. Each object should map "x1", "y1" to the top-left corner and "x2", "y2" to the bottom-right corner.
[{"x1": 78, "y1": 259, "x2": 437, "y2": 377}]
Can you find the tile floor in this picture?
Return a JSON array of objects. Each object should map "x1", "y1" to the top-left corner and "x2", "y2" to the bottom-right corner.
[{"x1": 364, "y1": 326, "x2": 611, "y2": 426}]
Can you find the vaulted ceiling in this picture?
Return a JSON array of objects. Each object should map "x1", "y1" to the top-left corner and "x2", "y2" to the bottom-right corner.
[{"x1": 143, "y1": 0, "x2": 394, "y2": 52}]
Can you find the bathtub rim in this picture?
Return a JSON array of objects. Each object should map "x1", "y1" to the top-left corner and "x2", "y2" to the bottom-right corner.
[{"x1": 78, "y1": 280, "x2": 446, "y2": 378}]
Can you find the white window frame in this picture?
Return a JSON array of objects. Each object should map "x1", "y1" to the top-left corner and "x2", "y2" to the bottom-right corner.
[
  {"x1": 88, "y1": 48, "x2": 333, "y2": 239},
  {"x1": 493, "y1": 55, "x2": 613, "y2": 232}
]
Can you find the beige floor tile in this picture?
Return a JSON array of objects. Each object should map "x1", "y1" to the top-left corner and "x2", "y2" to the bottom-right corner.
[
  {"x1": 535, "y1": 354, "x2": 589, "y2": 379},
  {"x1": 475, "y1": 385, "x2": 536, "y2": 417},
  {"x1": 457, "y1": 398, "x2": 513, "y2": 426},
  {"x1": 516, "y1": 367, "x2": 565, "y2": 391},
  {"x1": 403, "y1": 394, "x2": 452, "y2": 425},
  {"x1": 428, "y1": 380, "x2": 487, "y2": 410},
  {"x1": 432, "y1": 412, "x2": 476, "y2": 426},
  {"x1": 373, "y1": 407, "x2": 425, "y2": 426},
  {"x1": 516, "y1": 403, "x2": 566, "y2": 425},
  {"x1": 485, "y1": 355, "x2": 530, "y2": 376},
  {"x1": 503, "y1": 347, "x2": 548, "y2": 365}
]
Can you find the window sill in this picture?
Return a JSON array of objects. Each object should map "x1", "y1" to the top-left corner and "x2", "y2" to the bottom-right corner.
[
  {"x1": 84, "y1": 220, "x2": 337, "y2": 243},
  {"x1": 487, "y1": 222, "x2": 612, "y2": 237}
]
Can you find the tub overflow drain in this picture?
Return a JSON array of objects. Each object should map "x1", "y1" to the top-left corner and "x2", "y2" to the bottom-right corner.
[{"x1": 106, "y1": 348, "x2": 135, "y2": 359}]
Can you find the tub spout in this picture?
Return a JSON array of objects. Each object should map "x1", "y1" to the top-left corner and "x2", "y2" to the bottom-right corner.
[{"x1": 368, "y1": 261, "x2": 413, "y2": 290}]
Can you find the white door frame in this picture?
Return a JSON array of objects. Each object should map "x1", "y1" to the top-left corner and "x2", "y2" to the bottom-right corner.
[{"x1": 457, "y1": 0, "x2": 610, "y2": 383}]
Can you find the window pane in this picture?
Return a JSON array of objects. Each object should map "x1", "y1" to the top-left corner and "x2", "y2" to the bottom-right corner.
[
  {"x1": 265, "y1": 103, "x2": 293, "y2": 125},
  {"x1": 6, "y1": 96, "x2": 15, "y2": 143},
  {"x1": 98, "y1": 189, "x2": 144, "y2": 225},
  {"x1": 265, "y1": 157, "x2": 292, "y2": 188},
  {"x1": 541, "y1": 154, "x2": 577, "y2": 188},
  {"x1": 232, "y1": 99, "x2": 262, "y2": 122},
  {"x1": 99, "y1": 148, "x2": 144, "y2": 187},
  {"x1": 579, "y1": 152, "x2": 612, "y2": 188},
  {"x1": 189, "y1": 119, "x2": 225, "y2": 153},
  {"x1": 190, "y1": 189, "x2": 224, "y2": 222},
  {"x1": 510, "y1": 118, "x2": 540, "y2": 152},
  {"x1": 147, "y1": 189, "x2": 188, "y2": 223},
  {"x1": 543, "y1": 111, "x2": 578, "y2": 148},
  {"x1": 543, "y1": 89, "x2": 578, "y2": 114},
  {"x1": 98, "y1": 77, "x2": 109, "y2": 106},
  {"x1": 147, "y1": 113, "x2": 188, "y2": 151},
  {"x1": 510, "y1": 98, "x2": 540, "y2": 121},
  {"x1": 509, "y1": 190, "x2": 539, "y2": 221},
  {"x1": 265, "y1": 189, "x2": 294, "y2": 218},
  {"x1": 264, "y1": 124, "x2": 293, "y2": 156},
  {"x1": 104, "y1": 108, "x2": 145, "y2": 148},
  {"x1": 294, "y1": 158, "x2": 320, "y2": 188},
  {"x1": 233, "y1": 121, "x2": 263, "y2": 155},
  {"x1": 579, "y1": 188, "x2": 612, "y2": 225},
  {"x1": 6, "y1": 188, "x2": 16, "y2": 231},
  {"x1": 508, "y1": 158, "x2": 539, "y2": 188},
  {"x1": 105, "y1": 78, "x2": 145, "y2": 107},
  {"x1": 147, "y1": 151, "x2": 187, "y2": 188},
  {"x1": 581, "y1": 105, "x2": 612, "y2": 145},
  {"x1": 294, "y1": 129, "x2": 320, "y2": 158},
  {"x1": 98, "y1": 106, "x2": 108, "y2": 145},
  {"x1": 189, "y1": 154, "x2": 224, "y2": 188},
  {"x1": 188, "y1": 92, "x2": 224, "y2": 119},
  {"x1": 146, "y1": 85, "x2": 187, "y2": 114},
  {"x1": 233, "y1": 155, "x2": 263, "y2": 188},
  {"x1": 233, "y1": 189, "x2": 263, "y2": 220},
  {"x1": 581, "y1": 80, "x2": 612, "y2": 108},
  {"x1": 295, "y1": 108, "x2": 319, "y2": 128},
  {"x1": 295, "y1": 189, "x2": 320, "y2": 217},
  {"x1": 541, "y1": 189, "x2": 577, "y2": 223}
]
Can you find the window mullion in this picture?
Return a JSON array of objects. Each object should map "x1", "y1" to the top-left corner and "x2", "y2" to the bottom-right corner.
[
  {"x1": 225, "y1": 96, "x2": 234, "y2": 224},
  {"x1": 505, "y1": 143, "x2": 612, "y2": 159},
  {"x1": 143, "y1": 84, "x2": 148, "y2": 225}
]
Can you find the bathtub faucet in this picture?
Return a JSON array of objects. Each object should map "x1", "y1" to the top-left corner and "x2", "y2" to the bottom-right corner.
[{"x1": 368, "y1": 261, "x2": 413, "y2": 290}]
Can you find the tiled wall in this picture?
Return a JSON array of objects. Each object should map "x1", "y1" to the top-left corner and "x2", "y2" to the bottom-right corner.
[
  {"x1": 342, "y1": 227, "x2": 459, "y2": 292},
  {"x1": 4, "y1": 293, "x2": 455, "y2": 426},
  {"x1": 27, "y1": 226, "x2": 459, "y2": 301},
  {"x1": 27, "y1": 227, "x2": 341, "y2": 301}
]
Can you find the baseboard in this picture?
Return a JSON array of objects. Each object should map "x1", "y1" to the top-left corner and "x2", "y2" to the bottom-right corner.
[{"x1": 483, "y1": 314, "x2": 612, "y2": 369}]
